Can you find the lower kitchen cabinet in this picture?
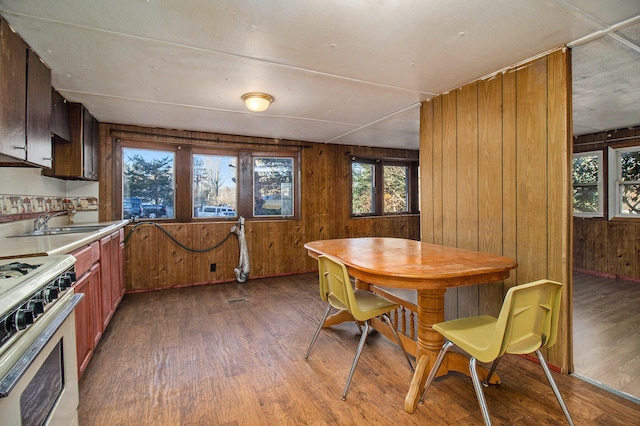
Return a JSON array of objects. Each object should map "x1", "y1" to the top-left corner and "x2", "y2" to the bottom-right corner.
[
  {"x1": 72, "y1": 242, "x2": 101, "y2": 377},
  {"x1": 72, "y1": 229, "x2": 125, "y2": 377}
]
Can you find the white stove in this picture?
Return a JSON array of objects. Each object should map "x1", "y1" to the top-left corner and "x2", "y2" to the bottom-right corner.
[
  {"x1": 0, "y1": 254, "x2": 82, "y2": 426},
  {"x1": 0, "y1": 255, "x2": 76, "y2": 356}
]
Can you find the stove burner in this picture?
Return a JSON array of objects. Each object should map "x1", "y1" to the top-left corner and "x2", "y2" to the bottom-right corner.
[{"x1": 0, "y1": 262, "x2": 41, "y2": 278}]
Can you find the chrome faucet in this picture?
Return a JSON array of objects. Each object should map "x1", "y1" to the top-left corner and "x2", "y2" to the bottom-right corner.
[{"x1": 34, "y1": 209, "x2": 77, "y2": 231}]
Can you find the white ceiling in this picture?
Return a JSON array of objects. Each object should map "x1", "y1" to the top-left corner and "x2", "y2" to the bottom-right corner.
[{"x1": 0, "y1": 0, "x2": 639, "y2": 150}]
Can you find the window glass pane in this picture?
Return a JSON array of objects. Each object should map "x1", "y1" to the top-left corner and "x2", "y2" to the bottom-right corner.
[
  {"x1": 619, "y1": 150, "x2": 640, "y2": 181},
  {"x1": 193, "y1": 154, "x2": 237, "y2": 218},
  {"x1": 572, "y1": 154, "x2": 600, "y2": 214},
  {"x1": 253, "y1": 157, "x2": 294, "y2": 216},
  {"x1": 573, "y1": 186, "x2": 599, "y2": 213},
  {"x1": 572, "y1": 154, "x2": 599, "y2": 184},
  {"x1": 123, "y1": 147, "x2": 175, "y2": 219},
  {"x1": 615, "y1": 148, "x2": 640, "y2": 217},
  {"x1": 619, "y1": 183, "x2": 640, "y2": 215},
  {"x1": 384, "y1": 165, "x2": 408, "y2": 213},
  {"x1": 352, "y1": 162, "x2": 375, "y2": 214}
]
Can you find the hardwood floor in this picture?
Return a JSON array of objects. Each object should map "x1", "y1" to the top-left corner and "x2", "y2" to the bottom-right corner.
[
  {"x1": 573, "y1": 271, "x2": 640, "y2": 399},
  {"x1": 79, "y1": 273, "x2": 640, "y2": 425}
]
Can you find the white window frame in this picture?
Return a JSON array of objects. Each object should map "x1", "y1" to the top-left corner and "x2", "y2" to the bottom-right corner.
[
  {"x1": 608, "y1": 145, "x2": 640, "y2": 219},
  {"x1": 572, "y1": 150, "x2": 603, "y2": 218}
]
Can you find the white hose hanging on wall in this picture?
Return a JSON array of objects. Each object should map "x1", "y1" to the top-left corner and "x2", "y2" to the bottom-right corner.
[{"x1": 231, "y1": 217, "x2": 250, "y2": 282}]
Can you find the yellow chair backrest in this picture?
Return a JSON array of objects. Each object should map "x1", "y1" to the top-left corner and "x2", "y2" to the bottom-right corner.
[
  {"x1": 317, "y1": 256, "x2": 330, "y2": 303},
  {"x1": 483, "y1": 279, "x2": 563, "y2": 362},
  {"x1": 318, "y1": 255, "x2": 367, "y2": 320}
]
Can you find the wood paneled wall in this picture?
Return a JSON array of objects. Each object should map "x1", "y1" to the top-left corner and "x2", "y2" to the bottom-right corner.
[
  {"x1": 420, "y1": 49, "x2": 573, "y2": 371},
  {"x1": 98, "y1": 124, "x2": 420, "y2": 292},
  {"x1": 574, "y1": 218, "x2": 640, "y2": 279}
]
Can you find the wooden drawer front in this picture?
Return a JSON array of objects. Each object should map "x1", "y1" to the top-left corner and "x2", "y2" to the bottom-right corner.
[{"x1": 72, "y1": 245, "x2": 93, "y2": 276}]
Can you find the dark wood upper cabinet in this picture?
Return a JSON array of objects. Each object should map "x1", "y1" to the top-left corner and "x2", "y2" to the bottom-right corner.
[
  {"x1": 83, "y1": 105, "x2": 98, "y2": 180},
  {"x1": 26, "y1": 49, "x2": 52, "y2": 167},
  {"x1": 0, "y1": 18, "x2": 52, "y2": 168},
  {"x1": 51, "y1": 88, "x2": 70, "y2": 142},
  {"x1": 47, "y1": 102, "x2": 98, "y2": 180},
  {"x1": 0, "y1": 18, "x2": 27, "y2": 161}
]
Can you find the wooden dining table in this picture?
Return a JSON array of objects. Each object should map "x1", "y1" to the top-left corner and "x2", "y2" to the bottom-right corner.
[{"x1": 304, "y1": 237, "x2": 518, "y2": 413}]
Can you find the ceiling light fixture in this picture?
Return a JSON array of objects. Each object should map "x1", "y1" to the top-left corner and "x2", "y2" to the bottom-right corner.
[{"x1": 241, "y1": 92, "x2": 274, "y2": 112}]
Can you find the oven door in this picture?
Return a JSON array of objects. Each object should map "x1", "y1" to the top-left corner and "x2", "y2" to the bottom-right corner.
[{"x1": 0, "y1": 292, "x2": 82, "y2": 426}]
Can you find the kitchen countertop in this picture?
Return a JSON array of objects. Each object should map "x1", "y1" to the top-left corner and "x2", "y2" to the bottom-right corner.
[{"x1": 0, "y1": 220, "x2": 130, "y2": 259}]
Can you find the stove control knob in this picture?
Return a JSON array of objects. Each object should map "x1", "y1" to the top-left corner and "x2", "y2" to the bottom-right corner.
[
  {"x1": 25, "y1": 300, "x2": 45, "y2": 317},
  {"x1": 14, "y1": 309, "x2": 34, "y2": 330},
  {"x1": 44, "y1": 287, "x2": 59, "y2": 302},
  {"x1": 52, "y1": 276, "x2": 65, "y2": 291},
  {"x1": 61, "y1": 273, "x2": 74, "y2": 289},
  {"x1": 0, "y1": 319, "x2": 13, "y2": 342}
]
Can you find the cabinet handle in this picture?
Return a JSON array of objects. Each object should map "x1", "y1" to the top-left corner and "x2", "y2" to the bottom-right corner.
[
  {"x1": 12, "y1": 146, "x2": 26, "y2": 150},
  {"x1": 42, "y1": 157, "x2": 52, "y2": 161}
]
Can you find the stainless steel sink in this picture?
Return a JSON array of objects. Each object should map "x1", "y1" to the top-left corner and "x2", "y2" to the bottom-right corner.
[{"x1": 9, "y1": 225, "x2": 108, "y2": 237}]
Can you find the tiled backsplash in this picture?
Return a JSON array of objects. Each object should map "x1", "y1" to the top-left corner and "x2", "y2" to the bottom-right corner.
[{"x1": 0, "y1": 194, "x2": 98, "y2": 217}]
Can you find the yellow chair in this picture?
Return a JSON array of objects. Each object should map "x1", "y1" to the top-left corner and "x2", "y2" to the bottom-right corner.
[
  {"x1": 420, "y1": 279, "x2": 574, "y2": 425},
  {"x1": 304, "y1": 254, "x2": 414, "y2": 400}
]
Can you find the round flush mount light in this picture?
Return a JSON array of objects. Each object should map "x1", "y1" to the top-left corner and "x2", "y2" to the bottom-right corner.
[{"x1": 241, "y1": 92, "x2": 274, "y2": 112}]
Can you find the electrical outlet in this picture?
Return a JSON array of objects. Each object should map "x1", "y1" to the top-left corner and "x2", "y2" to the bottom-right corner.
[{"x1": 210, "y1": 263, "x2": 216, "y2": 272}]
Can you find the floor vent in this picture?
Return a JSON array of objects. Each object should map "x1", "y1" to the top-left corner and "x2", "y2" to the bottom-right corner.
[{"x1": 226, "y1": 297, "x2": 248, "y2": 304}]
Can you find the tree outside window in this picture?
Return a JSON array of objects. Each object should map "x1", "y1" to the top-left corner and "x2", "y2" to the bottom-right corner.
[
  {"x1": 384, "y1": 165, "x2": 409, "y2": 213},
  {"x1": 123, "y1": 147, "x2": 175, "y2": 219},
  {"x1": 193, "y1": 154, "x2": 237, "y2": 218},
  {"x1": 352, "y1": 162, "x2": 375, "y2": 215}
]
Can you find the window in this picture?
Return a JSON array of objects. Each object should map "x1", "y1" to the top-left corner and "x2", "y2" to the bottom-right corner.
[
  {"x1": 119, "y1": 140, "x2": 299, "y2": 221},
  {"x1": 572, "y1": 151, "x2": 603, "y2": 217},
  {"x1": 608, "y1": 146, "x2": 640, "y2": 218},
  {"x1": 193, "y1": 154, "x2": 237, "y2": 218},
  {"x1": 253, "y1": 157, "x2": 295, "y2": 217},
  {"x1": 383, "y1": 165, "x2": 409, "y2": 213},
  {"x1": 122, "y1": 147, "x2": 175, "y2": 219},
  {"x1": 352, "y1": 161, "x2": 375, "y2": 215},
  {"x1": 351, "y1": 157, "x2": 417, "y2": 216}
]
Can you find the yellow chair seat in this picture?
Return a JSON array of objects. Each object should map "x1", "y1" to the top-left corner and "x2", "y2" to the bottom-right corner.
[
  {"x1": 332, "y1": 288, "x2": 398, "y2": 321},
  {"x1": 433, "y1": 316, "x2": 498, "y2": 363}
]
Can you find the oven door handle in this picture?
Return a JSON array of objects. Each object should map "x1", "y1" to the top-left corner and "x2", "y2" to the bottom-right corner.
[{"x1": 0, "y1": 293, "x2": 84, "y2": 398}]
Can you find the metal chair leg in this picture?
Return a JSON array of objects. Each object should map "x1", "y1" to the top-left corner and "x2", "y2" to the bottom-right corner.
[
  {"x1": 341, "y1": 321, "x2": 370, "y2": 400},
  {"x1": 419, "y1": 340, "x2": 454, "y2": 403},
  {"x1": 470, "y1": 357, "x2": 492, "y2": 426},
  {"x1": 304, "y1": 303, "x2": 332, "y2": 361},
  {"x1": 482, "y1": 358, "x2": 501, "y2": 387},
  {"x1": 535, "y1": 350, "x2": 575, "y2": 426},
  {"x1": 381, "y1": 314, "x2": 414, "y2": 372}
]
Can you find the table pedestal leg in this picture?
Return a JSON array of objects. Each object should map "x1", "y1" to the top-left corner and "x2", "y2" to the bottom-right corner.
[{"x1": 404, "y1": 288, "x2": 445, "y2": 413}]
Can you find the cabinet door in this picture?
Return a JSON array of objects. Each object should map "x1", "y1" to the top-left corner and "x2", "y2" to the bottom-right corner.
[
  {"x1": 74, "y1": 271, "x2": 93, "y2": 378},
  {"x1": 100, "y1": 235, "x2": 113, "y2": 329},
  {"x1": 26, "y1": 49, "x2": 52, "y2": 167},
  {"x1": 51, "y1": 88, "x2": 70, "y2": 141},
  {"x1": 118, "y1": 229, "x2": 126, "y2": 298},
  {"x1": 89, "y1": 263, "x2": 102, "y2": 347},
  {"x1": 0, "y1": 19, "x2": 27, "y2": 160},
  {"x1": 82, "y1": 106, "x2": 98, "y2": 180}
]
